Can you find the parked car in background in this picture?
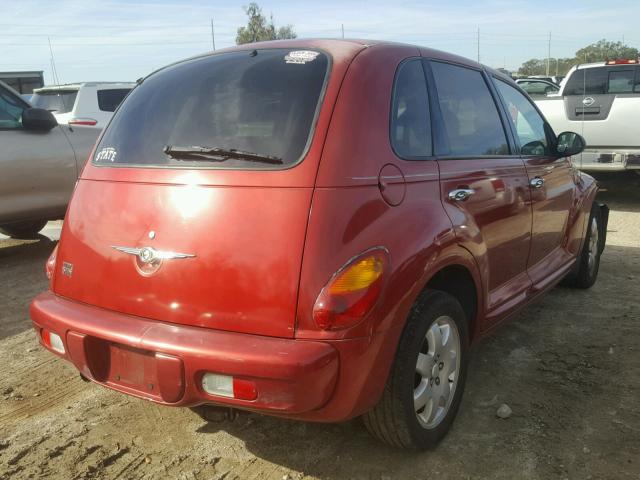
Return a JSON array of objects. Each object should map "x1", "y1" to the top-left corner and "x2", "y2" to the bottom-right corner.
[
  {"x1": 31, "y1": 39, "x2": 607, "y2": 450},
  {"x1": 516, "y1": 78, "x2": 560, "y2": 97},
  {"x1": 535, "y1": 59, "x2": 640, "y2": 172},
  {"x1": 0, "y1": 81, "x2": 100, "y2": 238},
  {"x1": 527, "y1": 74, "x2": 562, "y2": 84},
  {"x1": 20, "y1": 93, "x2": 32, "y2": 103},
  {"x1": 30, "y1": 82, "x2": 134, "y2": 128}
]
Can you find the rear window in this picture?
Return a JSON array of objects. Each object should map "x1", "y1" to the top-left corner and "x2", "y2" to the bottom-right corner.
[
  {"x1": 97, "y1": 88, "x2": 131, "y2": 112},
  {"x1": 94, "y1": 49, "x2": 329, "y2": 169},
  {"x1": 564, "y1": 66, "x2": 640, "y2": 95},
  {"x1": 30, "y1": 90, "x2": 78, "y2": 114}
]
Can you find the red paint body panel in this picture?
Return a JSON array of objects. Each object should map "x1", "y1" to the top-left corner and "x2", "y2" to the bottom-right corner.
[
  {"x1": 30, "y1": 39, "x2": 601, "y2": 423},
  {"x1": 54, "y1": 179, "x2": 311, "y2": 338}
]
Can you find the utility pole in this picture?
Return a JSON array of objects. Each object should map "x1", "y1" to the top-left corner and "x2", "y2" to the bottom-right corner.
[
  {"x1": 546, "y1": 31, "x2": 551, "y2": 76},
  {"x1": 341, "y1": 23, "x2": 344, "y2": 39},
  {"x1": 210, "y1": 18, "x2": 216, "y2": 51},
  {"x1": 477, "y1": 27, "x2": 480, "y2": 63}
]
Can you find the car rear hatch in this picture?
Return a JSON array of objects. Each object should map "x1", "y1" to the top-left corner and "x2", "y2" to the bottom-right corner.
[
  {"x1": 51, "y1": 45, "x2": 352, "y2": 339},
  {"x1": 30, "y1": 86, "x2": 79, "y2": 123},
  {"x1": 563, "y1": 63, "x2": 640, "y2": 147}
]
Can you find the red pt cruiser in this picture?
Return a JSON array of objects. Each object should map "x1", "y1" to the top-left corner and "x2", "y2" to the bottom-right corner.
[{"x1": 31, "y1": 39, "x2": 608, "y2": 449}]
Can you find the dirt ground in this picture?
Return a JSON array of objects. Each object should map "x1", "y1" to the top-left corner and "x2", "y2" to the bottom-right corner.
[{"x1": 0, "y1": 173, "x2": 638, "y2": 480}]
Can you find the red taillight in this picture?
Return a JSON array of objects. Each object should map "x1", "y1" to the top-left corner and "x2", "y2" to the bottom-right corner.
[
  {"x1": 45, "y1": 244, "x2": 58, "y2": 282},
  {"x1": 232, "y1": 378, "x2": 258, "y2": 401},
  {"x1": 313, "y1": 248, "x2": 389, "y2": 330},
  {"x1": 68, "y1": 118, "x2": 97, "y2": 126},
  {"x1": 201, "y1": 373, "x2": 258, "y2": 401}
]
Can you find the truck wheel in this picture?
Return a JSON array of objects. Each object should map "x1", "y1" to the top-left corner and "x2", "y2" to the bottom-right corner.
[
  {"x1": 0, "y1": 220, "x2": 48, "y2": 239},
  {"x1": 565, "y1": 206, "x2": 603, "y2": 289},
  {"x1": 363, "y1": 290, "x2": 469, "y2": 449}
]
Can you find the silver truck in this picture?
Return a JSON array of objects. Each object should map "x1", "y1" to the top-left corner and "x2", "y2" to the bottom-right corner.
[
  {"x1": 0, "y1": 81, "x2": 100, "y2": 238},
  {"x1": 535, "y1": 60, "x2": 640, "y2": 172}
]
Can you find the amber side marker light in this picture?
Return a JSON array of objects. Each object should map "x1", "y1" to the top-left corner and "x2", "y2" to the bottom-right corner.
[{"x1": 313, "y1": 249, "x2": 389, "y2": 330}]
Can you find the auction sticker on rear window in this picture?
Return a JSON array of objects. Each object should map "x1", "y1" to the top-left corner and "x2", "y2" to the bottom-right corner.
[{"x1": 285, "y1": 50, "x2": 319, "y2": 64}]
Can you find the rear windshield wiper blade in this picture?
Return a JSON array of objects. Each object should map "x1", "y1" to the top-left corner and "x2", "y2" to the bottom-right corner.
[{"x1": 163, "y1": 145, "x2": 283, "y2": 165}]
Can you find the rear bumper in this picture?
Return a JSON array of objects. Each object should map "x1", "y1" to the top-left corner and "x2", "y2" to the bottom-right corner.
[
  {"x1": 573, "y1": 149, "x2": 640, "y2": 171},
  {"x1": 31, "y1": 292, "x2": 345, "y2": 416}
]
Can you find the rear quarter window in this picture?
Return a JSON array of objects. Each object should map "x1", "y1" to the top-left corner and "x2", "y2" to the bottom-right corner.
[
  {"x1": 97, "y1": 88, "x2": 131, "y2": 112},
  {"x1": 390, "y1": 59, "x2": 432, "y2": 158},
  {"x1": 93, "y1": 49, "x2": 329, "y2": 169}
]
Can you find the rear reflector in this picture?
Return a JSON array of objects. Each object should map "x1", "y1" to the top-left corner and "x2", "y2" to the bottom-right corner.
[
  {"x1": 201, "y1": 373, "x2": 257, "y2": 401},
  {"x1": 42, "y1": 330, "x2": 65, "y2": 354}
]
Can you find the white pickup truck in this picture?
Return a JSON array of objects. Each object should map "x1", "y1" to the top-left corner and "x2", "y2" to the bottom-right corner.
[{"x1": 535, "y1": 60, "x2": 640, "y2": 172}]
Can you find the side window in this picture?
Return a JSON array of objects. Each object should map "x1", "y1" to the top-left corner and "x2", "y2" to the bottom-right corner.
[
  {"x1": 608, "y1": 69, "x2": 634, "y2": 94},
  {"x1": 390, "y1": 59, "x2": 432, "y2": 158},
  {"x1": 431, "y1": 62, "x2": 508, "y2": 156},
  {"x1": 0, "y1": 87, "x2": 25, "y2": 129},
  {"x1": 97, "y1": 88, "x2": 131, "y2": 112},
  {"x1": 494, "y1": 80, "x2": 549, "y2": 156}
]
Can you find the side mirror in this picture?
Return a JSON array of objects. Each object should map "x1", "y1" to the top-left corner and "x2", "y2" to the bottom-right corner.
[
  {"x1": 21, "y1": 108, "x2": 58, "y2": 132},
  {"x1": 556, "y1": 131, "x2": 586, "y2": 158}
]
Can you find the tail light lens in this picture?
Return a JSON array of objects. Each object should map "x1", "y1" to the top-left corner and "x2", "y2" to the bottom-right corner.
[
  {"x1": 68, "y1": 118, "x2": 97, "y2": 126},
  {"x1": 45, "y1": 244, "x2": 59, "y2": 283},
  {"x1": 42, "y1": 329, "x2": 65, "y2": 354},
  {"x1": 201, "y1": 373, "x2": 258, "y2": 401},
  {"x1": 313, "y1": 248, "x2": 389, "y2": 330}
]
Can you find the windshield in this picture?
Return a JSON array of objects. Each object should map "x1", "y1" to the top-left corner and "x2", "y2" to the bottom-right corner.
[
  {"x1": 30, "y1": 90, "x2": 78, "y2": 113},
  {"x1": 93, "y1": 48, "x2": 330, "y2": 169}
]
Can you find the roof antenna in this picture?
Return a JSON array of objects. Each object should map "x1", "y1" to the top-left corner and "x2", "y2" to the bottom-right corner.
[{"x1": 48, "y1": 37, "x2": 61, "y2": 86}]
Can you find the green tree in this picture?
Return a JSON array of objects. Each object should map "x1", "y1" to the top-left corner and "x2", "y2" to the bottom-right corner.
[
  {"x1": 575, "y1": 39, "x2": 639, "y2": 62},
  {"x1": 235, "y1": 3, "x2": 296, "y2": 45},
  {"x1": 518, "y1": 39, "x2": 640, "y2": 77}
]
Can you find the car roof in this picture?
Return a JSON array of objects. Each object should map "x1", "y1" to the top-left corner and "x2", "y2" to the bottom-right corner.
[{"x1": 145, "y1": 38, "x2": 508, "y2": 84}]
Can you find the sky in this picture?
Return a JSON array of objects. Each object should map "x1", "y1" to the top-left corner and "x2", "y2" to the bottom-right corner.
[{"x1": 1, "y1": 0, "x2": 639, "y2": 84}]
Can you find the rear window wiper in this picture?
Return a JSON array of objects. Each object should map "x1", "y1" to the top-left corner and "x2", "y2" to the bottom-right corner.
[{"x1": 163, "y1": 145, "x2": 283, "y2": 165}]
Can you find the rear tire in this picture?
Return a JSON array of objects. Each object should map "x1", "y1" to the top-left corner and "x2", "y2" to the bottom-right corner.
[
  {"x1": 564, "y1": 205, "x2": 603, "y2": 289},
  {"x1": 363, "y1": 290, "x2": 469, "y2": 449},
  {"x1": 0, "y1": 220, "x2": 48, "y2": 239}
]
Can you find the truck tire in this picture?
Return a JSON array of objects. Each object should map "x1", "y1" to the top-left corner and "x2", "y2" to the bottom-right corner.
[
  {"x1": 0, "y1": 220, "x2": 48, "y2": 239},
  {"x1": 564, "y1": 205, "x2": 604, "y2": 289},
  {"x1": 363, "y1": 290, "x2": 469, "y2": 449}
]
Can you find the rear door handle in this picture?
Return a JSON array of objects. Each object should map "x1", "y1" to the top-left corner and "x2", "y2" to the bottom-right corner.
[
  {"x1": 448, "y1": 188, "x2": 475, "y2": 201},
  {"x1": 530, "y1": 177, "x2": 545, "y2": 189}
]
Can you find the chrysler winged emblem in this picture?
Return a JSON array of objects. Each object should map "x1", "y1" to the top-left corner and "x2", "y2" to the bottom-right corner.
[{"x1": 112, "y1": 245, "x2": 196, "y2": 264}]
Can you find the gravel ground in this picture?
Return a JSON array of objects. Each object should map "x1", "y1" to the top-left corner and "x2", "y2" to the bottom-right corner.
[{"x1": 0, "y1": 173, "x2": 638, "y2": 480}]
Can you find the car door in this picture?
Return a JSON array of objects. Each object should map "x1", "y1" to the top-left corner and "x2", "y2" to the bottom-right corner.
[
  {"x1": 426, "y1": 60, "x2": 532, "y2": 326},
  {"x1": 0, "y1": 84, "x2": 78, "y2": 224},
  {"x1": 492, "y1": 78, "x2": 576, "y2": 289}
]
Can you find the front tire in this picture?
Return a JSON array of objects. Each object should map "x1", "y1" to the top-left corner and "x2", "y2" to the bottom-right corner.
[
  {"x1": 363, "y1": 290, "x2": 469, "y2": 449},
  {"x1": 0, "y1": 220, "x2": 48, "y2": 239},
  {"x1": 565, "y1": 205, "x2": 603, "y2": 289}
]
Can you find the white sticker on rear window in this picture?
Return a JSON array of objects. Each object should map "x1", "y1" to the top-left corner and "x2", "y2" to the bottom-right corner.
[
  {"x1": 96, "y1": 147, "x2": 118, "y2": 162},
  {"x1": 285, "y1": 50, "x2": 319, "y2": 64}
]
